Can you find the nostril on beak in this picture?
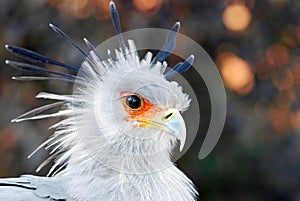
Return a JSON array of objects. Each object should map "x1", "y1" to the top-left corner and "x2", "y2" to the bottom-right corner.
[{"x1": 163, "y1": 112, "x2": 174, "y2": 121}]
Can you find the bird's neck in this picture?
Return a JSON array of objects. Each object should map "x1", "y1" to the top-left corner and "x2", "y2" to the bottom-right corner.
[
  {"x1": 61, "y1": 128, "x2": 177, "y2": 174},
  {"x1": 64, "y1": 141, "x2": 174, "y2": 175},
  {"x1": 53, "y1": 135, "x2": 197, "y2": 200},
  {"x1": 58, "y1": 157, "x2": 197, "y2": 201}
]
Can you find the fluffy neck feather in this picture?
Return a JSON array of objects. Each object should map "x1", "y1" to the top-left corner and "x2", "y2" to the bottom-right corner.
[{"x1": 55, "y1": 133, "x2": 197, "y2": 201}]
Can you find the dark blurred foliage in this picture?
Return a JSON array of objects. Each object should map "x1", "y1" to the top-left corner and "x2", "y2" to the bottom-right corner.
[{"x1": 0, "y1": 0, "x2": 300, "y2": 200}]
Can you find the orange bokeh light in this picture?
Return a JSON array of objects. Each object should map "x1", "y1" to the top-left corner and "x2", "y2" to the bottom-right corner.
[
  {"x1": 266, "y1": 44, "x2": 290, "y2": 67},
  {"x1": 133, "y1": 0, "x2": 163, "y2": 13},
  {"x1": 218, "y1": 52, "x2": 254, "y2": 95},
  {"x1": 223, "y1": 3, "x2": 252, "y2": 32}
]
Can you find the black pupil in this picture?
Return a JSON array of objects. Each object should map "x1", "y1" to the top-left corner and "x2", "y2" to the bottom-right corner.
[{"x1": 126, "y1": 95, "x2": 141, "y2": 109}]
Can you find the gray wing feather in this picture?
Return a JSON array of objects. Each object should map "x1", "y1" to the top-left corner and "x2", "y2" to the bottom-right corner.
[{"x1": 0, "y1": 175, "x2": 68, "y2": 201}]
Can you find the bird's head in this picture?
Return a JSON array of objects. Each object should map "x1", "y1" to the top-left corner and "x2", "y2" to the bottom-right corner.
[
  {"x1": 74, "y1": 44, "x2": 191, "y2": 173},
  {"x1": 100, "y1": 53, "x2": 189, "y2": 148}
]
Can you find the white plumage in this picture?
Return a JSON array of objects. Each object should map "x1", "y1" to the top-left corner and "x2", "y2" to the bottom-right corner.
[{"x1": 0, "y1": 2, "x2": 198, "y2": 200}]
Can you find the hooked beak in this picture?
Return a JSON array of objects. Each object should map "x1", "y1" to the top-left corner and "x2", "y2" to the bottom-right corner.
[{"x1": 137, "y1": 108, "x2": 186, "y2": 151}]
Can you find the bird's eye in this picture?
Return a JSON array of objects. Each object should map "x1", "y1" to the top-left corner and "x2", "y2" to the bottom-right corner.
[
  {"x1": 120, "y1": 92, "x2": 154, "y2": 115},
  {"x1": 125, "y1": 95, "x2": 143, "y2": 110}
]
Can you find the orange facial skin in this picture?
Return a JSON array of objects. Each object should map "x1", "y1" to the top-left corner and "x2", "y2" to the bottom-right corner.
[{"x1": 120, "y1": 92, "x2": 163, "y2": 127}]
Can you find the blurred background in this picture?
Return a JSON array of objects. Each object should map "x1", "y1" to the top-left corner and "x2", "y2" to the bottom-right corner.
[{"x1": 0, "y1": 0, "x2": 300, "y2": 200}]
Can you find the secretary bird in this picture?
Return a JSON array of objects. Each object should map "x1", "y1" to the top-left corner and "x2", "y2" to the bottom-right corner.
[{"x1": 0, "y1": 2, "x2": 198, "y2": 200}]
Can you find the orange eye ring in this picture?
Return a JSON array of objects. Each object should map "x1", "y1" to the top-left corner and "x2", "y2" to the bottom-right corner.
[{"x1": 120, "y1": 92, "x2": 154, "y2": 116}]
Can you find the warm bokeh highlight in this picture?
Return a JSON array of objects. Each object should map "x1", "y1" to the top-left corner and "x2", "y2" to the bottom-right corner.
[
  {"x1": 133, "y1": 0, "x2": 163, "y2": 14},
  {"x1": 218, "y1": 52, "x2": 254, "y2": 95},
  {"x1": 223, "y1": 2, "x2": 252, "y2": 32}
]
